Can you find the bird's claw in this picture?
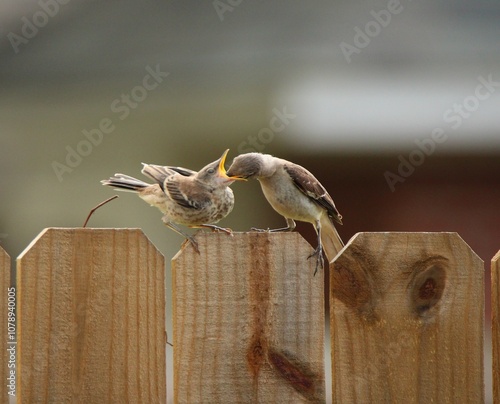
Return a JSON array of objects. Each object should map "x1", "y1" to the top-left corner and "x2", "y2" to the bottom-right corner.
[
  {"x1": 198, "y1": 224, "x2": 233, "y2": 235},
  {"x1": 182, "y1": 236, "x2": 200, "y2": 254},
  {"x1": 213, "y1": 226, "x2": 233, "y2": 235},
  {"x1": 251, "y1": 227, "x2": 270, "y2": 232},
  {"x1": 308, "y1": 245, "x2": 324, "y2": 276},
  {"x1": 251, "y1": 226, "x2": 293, "y2": 233}
]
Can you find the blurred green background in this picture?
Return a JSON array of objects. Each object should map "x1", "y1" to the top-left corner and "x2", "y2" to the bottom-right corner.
[{"x1": 1, "y1": 1, "x2": 499, "y2": 402}]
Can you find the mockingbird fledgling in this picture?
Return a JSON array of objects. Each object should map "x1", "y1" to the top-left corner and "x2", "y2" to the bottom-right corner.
[
  {"x1": 226, "y1": 152, "x2": 344, "y2": 274},
  {"x1": 101, "y1": 149, "x2": 241, "y2": 251}
]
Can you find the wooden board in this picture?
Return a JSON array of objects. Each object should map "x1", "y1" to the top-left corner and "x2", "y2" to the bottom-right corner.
[
  {"x1": 172, "y1": 232, "x2": 325, "y2": 403},
  {"x1": 330, "y1": 232, "x2": 484, "y2": 404},
  {"x1": 1, "y1": 246, "x2": 11, "y2": 403},
  {"x1": 17, "y1": 228, "x2": 166, "y2": 403},
  {"x1": 493, "y1": 250, "x2": 500, "y2": 404}
]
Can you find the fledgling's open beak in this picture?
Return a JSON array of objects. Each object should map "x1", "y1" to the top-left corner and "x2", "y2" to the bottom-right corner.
[
  {"x1": 218, "y1": 149, "x2": 247, "y2": 181},
  {"x1": 217, "y1": 149, "x2": 231, "y2": 179}
]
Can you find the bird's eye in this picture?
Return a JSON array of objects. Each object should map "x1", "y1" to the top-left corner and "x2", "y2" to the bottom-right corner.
[{"x1": 207, "y1": 168, "x2": 215, "y2": 174}]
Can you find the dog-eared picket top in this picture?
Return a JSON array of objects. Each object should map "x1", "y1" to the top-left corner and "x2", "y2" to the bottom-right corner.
[{"x1": 1, "y1": 229, "x2": 498, "y2": 403}]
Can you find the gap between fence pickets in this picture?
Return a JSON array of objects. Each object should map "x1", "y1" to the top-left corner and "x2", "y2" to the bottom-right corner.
[{"x1": 492, "y1": 250, "x2": 500, "y2": 404}]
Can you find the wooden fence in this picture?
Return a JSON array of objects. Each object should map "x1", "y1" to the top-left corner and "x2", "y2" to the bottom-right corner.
[{"x1": 1, "y1": 229, "x2": 499, "y2": 403}]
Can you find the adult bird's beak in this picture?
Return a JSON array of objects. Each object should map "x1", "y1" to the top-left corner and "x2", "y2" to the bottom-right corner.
[{"x1": 219, "y1": 149, "x2": 247, "y2": 180}]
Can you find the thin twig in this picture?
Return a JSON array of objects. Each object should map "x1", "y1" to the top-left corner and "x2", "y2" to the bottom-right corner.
[{"x1": 83, "y1": 196, "x2": 119, "y2": 228}]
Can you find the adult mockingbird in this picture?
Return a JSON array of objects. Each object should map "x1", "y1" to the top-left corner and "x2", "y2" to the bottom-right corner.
[{"x1": 227, "y1": 152, "x2": 343, "y2": 273}]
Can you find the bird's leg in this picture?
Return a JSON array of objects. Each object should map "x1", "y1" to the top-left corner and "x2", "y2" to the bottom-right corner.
[
  {"x1": 308, "y1": 244, "x2": 324, "y2": 276},
  {"x1": 307, "y1": 220, "x2": 324, "y2": 276},
  {"x1": 251, "y1": 218, "x2": 296, "y2": 233},
  {"x1": 162, "y1": 218, "x2": 200, "y2": 253},
  {"x1": 190, "y1": 224, "x2": 233, "y2": 235}
]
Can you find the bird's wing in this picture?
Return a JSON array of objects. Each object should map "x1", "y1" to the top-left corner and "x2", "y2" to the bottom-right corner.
[
  {"x1": 164, "y1": 177, "x2": 209, "y2": 210},
  {"x1": 283, "y1": 163, "x2": 343, "y2": 224},
  {"x1": 141, "y1": 164, "x2": 178, "y2": 187},
  {"x1": 165, "y1": 166, "x2": 197, "y2": 177}
]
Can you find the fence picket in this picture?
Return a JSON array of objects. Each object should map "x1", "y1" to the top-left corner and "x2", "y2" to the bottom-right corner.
[
  {"x1": 172, "y1": 232, "x2": 325, "y2": 403},
  {"x1": 16, "y1": 228, "x2": 166, "y2": 403},
  {"x1": 330, "y1": 232, "x2": 484, "y2": 403},
  {"x1": 3, "y1": 228, "x2": 496, "y2": 402}
]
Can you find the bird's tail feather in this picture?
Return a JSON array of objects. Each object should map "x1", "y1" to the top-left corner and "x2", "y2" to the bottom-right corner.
[
  {"x1": 101, "y1": 174, "x2": 149, "y2": 193},
  {"x1": 320, "y1": 214, "x2": 344, "y2": 263}
]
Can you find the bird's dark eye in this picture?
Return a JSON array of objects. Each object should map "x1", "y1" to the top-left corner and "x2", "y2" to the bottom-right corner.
[{"x1": 207, "y1": 168, "x2": 215, "y2": 174}]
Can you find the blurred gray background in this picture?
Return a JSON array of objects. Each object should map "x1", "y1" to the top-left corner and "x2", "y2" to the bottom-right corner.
[{"x1": 1, "y1": 0, "x2": 499, "y2": 402}]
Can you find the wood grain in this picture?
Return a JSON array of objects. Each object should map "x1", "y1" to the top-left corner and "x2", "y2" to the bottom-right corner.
[
  {"x1": 17, "y1": 228, "x2": 166, "y2": 403},
  {"x1": 330, "y1": 232, "x2": 484, "y2": 404},
  {"x1": 493, "y1": 250, "x2": 500, "y2": 404},
  {"x1": 172, "y1": 232, "x2": 325, "y2": 403},
  {"x1": 1, "y1": 246, "x2": 11, "y2": 404}
]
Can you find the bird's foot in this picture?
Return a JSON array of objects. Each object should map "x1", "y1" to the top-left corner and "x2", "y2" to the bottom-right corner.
[
  {"x1": 162, "y1": 219, "x2": 201, "y2": 254},
  {"x1": 251, "y1": 226, "x2": 293, "y2": 233},
  {"x1": 195, "y1": 224, "x2": 233, "y2": 235},
  {"x1": 182, "y1": 235, "x2": 200, "y2": 254},
  {"x1": 251, "y1": 227, "x2": 270, "y2": 232},
  {"x1": 308, "y1": 245, "x2": 324, "y2": 276}
]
